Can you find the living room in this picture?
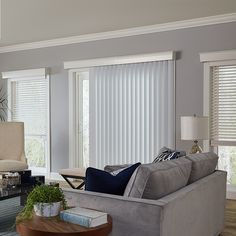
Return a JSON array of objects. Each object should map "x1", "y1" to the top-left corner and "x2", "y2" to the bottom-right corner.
[{"x1": 0, "y1": 0, "x2": 236, "y2": 235}]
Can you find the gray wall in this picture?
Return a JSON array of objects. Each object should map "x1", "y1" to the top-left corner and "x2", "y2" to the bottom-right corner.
[{"x1": 0, "y1": 22, "x2": 236, "y2": 172}]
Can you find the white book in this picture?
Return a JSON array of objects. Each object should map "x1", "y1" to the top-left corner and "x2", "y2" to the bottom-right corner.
[{"x1": 60, "y1": 207, "x2": 108, "y2": 228}]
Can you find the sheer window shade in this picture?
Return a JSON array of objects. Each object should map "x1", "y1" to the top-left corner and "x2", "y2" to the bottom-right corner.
[
  {"x1": 11, "y1": 78, "x2": 48, "y2": 136},
  {"x1": 210, "y1": 65, "x2": 236, "y2": 146}
]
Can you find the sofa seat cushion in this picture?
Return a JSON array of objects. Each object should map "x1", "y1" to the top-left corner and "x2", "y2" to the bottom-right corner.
[
  {"x1": 185, "y1": 152, "x2": 219, "y2": 183},
  {"x1": 85, "y1": 163, "x2": 141, "y2": 195},
  {"x1": 124, "y1": 158, "x2": 192, "y2": 200},
  {"x1": 0, "y1": 160, "x2": 28, "y2": 172}
]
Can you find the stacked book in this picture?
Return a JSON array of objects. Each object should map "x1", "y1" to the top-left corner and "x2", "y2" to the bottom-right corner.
[{"x1": 60, "y1": 207, "x2": 108, "y2": 228}]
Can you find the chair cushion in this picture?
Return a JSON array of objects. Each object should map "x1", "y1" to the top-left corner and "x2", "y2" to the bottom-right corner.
[
  {"x1": 124, "y1": 158, "x2": 192, "y2": 199},
  {"x1": 185, "y1": 152, "x2": 219, "y2": 183},
  {"x1": 85, "y1": 163, "x2": 141, "y2": 195},
  {"x1": 0, "y1": 160, "x2": 28, "y2": 172}
]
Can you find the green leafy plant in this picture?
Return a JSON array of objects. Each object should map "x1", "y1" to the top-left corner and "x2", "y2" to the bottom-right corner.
[
  {"x1": 0, "y1": 85, "x2": 8, "y2": 121},
  {"x1": 17, "y1": 185, "x2": 67, "y2": 223}
]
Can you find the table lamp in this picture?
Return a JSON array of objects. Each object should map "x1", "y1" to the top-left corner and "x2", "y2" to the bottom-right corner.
[{"x1": 181, "y1": 115, "x2": 209, "y2": 154}]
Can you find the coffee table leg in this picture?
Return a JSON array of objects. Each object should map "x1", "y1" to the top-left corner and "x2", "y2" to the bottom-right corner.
[{"x1": 20, "y1": 194, "x2": 27, "y2": 206}]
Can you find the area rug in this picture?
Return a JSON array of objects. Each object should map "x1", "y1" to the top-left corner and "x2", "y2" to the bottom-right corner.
[{"x1": 0, "y1": 197, "x2": 22, "y2": 236}]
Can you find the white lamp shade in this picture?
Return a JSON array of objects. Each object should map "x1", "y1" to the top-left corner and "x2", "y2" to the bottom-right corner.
[{"x1": 181, "y1": 116, "x2": 209, "y2": 140}]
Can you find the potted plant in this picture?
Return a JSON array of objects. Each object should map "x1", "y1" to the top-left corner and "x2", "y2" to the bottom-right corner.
[{"x1": 17, "y1": 185, "x2": 67, "y2": 221}]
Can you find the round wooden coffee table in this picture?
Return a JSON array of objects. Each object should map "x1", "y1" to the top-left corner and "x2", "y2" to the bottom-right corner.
[{"x1": 16, "y1": 215, "x2": 112, "y2": 236}]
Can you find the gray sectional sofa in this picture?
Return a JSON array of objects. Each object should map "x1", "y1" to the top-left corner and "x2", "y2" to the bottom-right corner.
[{"x1": 64, "y1": 152, "x2": 227, "y2": 236}]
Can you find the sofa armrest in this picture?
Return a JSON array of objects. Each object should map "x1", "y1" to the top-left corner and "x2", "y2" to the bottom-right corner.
[
  {"x1": 64, "y1": 189, "x2": 165, "y2": 236},
  {"x1": 159, "y1": 170, "x2": 227, "y2": 236}
]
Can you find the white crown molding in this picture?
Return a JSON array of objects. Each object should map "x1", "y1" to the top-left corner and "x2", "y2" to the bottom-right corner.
[
  {"x1": 64, "y1": 51, "x2": 175, "y2": 69},
  {"x1": 0, "y1": 13, "x2": 236, "y2": 54}
]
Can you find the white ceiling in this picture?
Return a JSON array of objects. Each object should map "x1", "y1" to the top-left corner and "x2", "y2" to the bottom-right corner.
[{"x1": 1, "y1": 0, "x2": 236, "y2": 46}]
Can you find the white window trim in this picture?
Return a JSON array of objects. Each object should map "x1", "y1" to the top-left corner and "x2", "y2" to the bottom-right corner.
[
  {"x1": 202, "y1": 58, "x2": 236, "y2": 150},
  {"x1": 65, "y1": 52, "x2": 176, "y2": 168},
  {"x1": 201, "y1": 49, "x2": 236, "y2": 199},
  {"x1": 68, "y1": 69, "x2": 89, "y2": 168},
  {"x1": 2, "y1": 68, "x2": 47, "y2": 80},
  {"x1": 1, "y1": 68, "x2": 51, "y2": 178}
]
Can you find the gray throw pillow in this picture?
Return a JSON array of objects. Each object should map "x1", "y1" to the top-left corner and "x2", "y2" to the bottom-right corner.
[
  {"x1": 124, "y1": 157, "x2": 192, "y2": 200},
  {"x1": 185, "y1": 152, "x2": 219, "y2": 183}
]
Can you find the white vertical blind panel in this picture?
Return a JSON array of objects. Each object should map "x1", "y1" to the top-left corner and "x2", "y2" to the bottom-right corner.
[
  {"x1": 210, "y1": 65, "x2": 236, "y2": 144},
  {"x1": 89, "y1": 61, "x2": 175, "y2": 169}
]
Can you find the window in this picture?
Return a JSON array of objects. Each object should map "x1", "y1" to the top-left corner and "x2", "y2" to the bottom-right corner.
[
  {"x1": 201, "y1": 50, "x2": 236, "y2": 194},
  {"x1": 2, "y1": 68, "x2": 50, "y2": 175},
  {"x1": 65, "y1": 52, "x2": 175, "y2": 169},
  {"x1": 210, "y1": 64, "x2": 236, "y2": 186}
]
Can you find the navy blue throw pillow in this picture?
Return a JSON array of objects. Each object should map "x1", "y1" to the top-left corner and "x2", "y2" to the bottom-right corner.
[{"x1": 85, "y1": 163, "x2": 141, "y2": 195}]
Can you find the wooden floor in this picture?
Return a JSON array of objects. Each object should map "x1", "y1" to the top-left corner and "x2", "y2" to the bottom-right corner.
[{"x1": 221, "y1": 200, "x2": 236, "y2": 236}]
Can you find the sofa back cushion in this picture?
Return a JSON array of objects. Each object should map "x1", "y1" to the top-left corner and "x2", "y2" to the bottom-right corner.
[
  {"x1": 124, "y1": 158, "x2": 192, "y2": 200},
  {"x1": 185, "y1": 152, "x2": 218, "y2": 184},
  {"x1": 0, "y1": 122, "x2": 25, "y2": 162}
]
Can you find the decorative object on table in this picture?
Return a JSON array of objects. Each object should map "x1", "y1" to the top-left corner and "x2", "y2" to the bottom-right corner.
[
  {"x1": 0, "y1": 172, "x2": 21, "y2": 188},
  {"x1": 60, "y1": 206, "x2": 108, "y2": 227},
  {"x1": 153, "y1": 146, "x2": 186, "y2": 163},
  {"x1": 85, "y1": 162, "x2": 141, "y2": 195},
  {"x1": 17, "y1": 184, "x2": 67, "y2": 222},
  {"x1": 181, "y1": 114, "x2": 209, "y2": 154}
]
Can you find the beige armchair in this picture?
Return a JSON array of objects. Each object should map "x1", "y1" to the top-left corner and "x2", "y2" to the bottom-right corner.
[{"x1": 0, "y1": 122, "x2": 28, "y2": 172}]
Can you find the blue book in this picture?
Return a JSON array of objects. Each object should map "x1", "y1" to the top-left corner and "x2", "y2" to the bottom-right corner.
[{"x1": 60, "y1": 207, "x2": 107, "y2": 227}]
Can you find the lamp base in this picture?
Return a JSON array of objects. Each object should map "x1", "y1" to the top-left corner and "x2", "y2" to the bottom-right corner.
[{"x1": 190, "y1": 140, "x2": 203, "y2": 154}]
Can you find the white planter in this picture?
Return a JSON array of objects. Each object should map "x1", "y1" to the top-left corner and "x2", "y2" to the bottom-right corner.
[{"x1": 34, "y1": 201, "x2": 61, "y2": 217}]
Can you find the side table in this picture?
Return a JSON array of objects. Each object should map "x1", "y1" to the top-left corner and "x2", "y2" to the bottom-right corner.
[
  {"x1": 59, "y1": 168, "x2": 86, "y2": 189},
  {"x1": 16, "y1": 214, "x2": 112, "y2": 236}
]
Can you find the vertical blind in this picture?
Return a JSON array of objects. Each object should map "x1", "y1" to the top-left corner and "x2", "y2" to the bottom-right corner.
[
  {"x1": 89, "y1": 61, "x2": 175, "y2": 169},
  {"x1": 210, "y1": 65, "x2": 236, "y2": 146},
  {"x1": 11, "y1": 78, "x2": 48, "y2": 136}
]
